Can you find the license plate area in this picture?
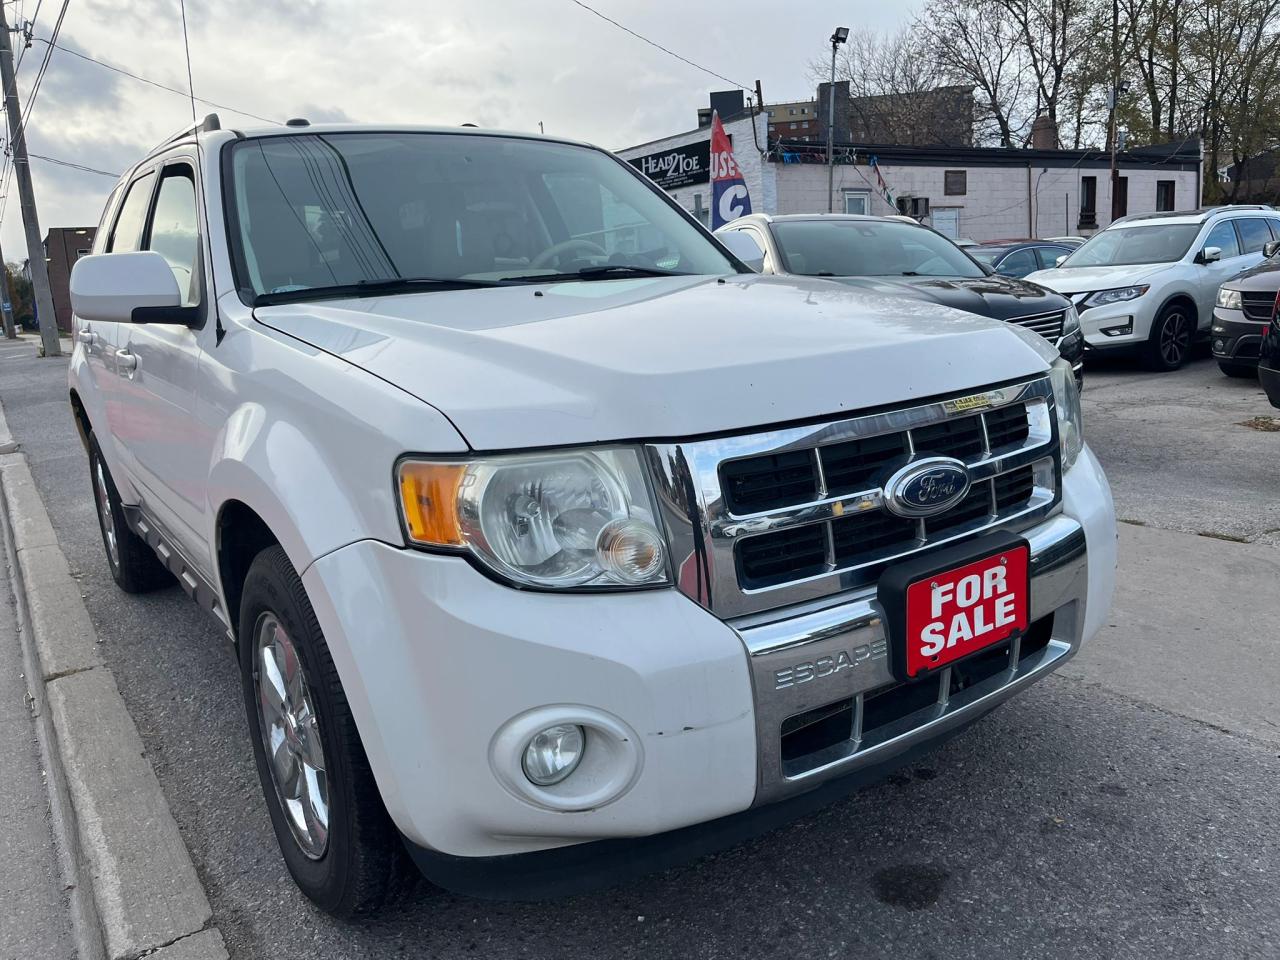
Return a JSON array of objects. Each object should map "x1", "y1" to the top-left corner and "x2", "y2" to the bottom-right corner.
[{"x1": 878, "y1": 532, "x2": 1030, "y2": 682}]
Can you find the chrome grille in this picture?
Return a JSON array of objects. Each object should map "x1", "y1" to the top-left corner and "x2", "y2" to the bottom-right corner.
[
  {"x1": 1009, "y1": 310, "x2": 1066, "y2": 344},
  {"x1": 646, "y1": 377, "x2": 1061, "y2": 619}
]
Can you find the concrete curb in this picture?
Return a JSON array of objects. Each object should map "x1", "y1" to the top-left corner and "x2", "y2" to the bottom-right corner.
[{"x1": 0, "y1": 396, "x2": 228, "y2": 960}]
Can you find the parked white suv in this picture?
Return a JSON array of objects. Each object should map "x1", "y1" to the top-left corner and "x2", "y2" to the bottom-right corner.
[
  {"x1": 67, "y1": 117, "x2": 1116, "y2": 916},
  {"x1": 1026, "y1": 205, "x2": 1280, "y2": 370}
]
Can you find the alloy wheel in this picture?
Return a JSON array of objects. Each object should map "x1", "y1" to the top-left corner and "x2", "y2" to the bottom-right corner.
[
  {"x1": 1160, "y1": 312, "x2": 1191, "y2": 366},
  {"x1": 254, "y1": 612, "x2": 330, "y2": 859}
]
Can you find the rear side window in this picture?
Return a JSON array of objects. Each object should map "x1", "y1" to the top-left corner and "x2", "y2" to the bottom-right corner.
[
  {"x1": 996, "y1": 248, "x2": 1037, "y2": 277},
  {"x1": 108, "y1": 172, "x2": 155, "y2": 253},
  {"x1": 146, "y1": 167, "x2": 201, "y2": 306},
  {"x1": 1203, "y1": 220, "x2": 1240, "y2": 259},
  {"x1": 1236, "y1": 218, "x2": 1272, "y2": 255}
]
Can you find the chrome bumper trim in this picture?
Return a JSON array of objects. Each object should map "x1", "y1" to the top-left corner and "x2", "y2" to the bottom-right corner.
[{"x1": 738, "y1": 513, "x2": 1088, "y2": 805}]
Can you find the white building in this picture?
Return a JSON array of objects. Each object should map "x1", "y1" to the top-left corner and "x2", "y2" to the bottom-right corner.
[{"x1": 618, "y1": 100, "x2": 1203, "y2": 243}]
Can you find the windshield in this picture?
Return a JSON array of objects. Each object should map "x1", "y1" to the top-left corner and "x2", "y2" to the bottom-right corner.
[
  {"x1": 225, "y1": 132, "x2": 738, "y2": 301},
  {"x1": 769, "y1": 219, "x2": 985, "y2": 278},
  {"x1": 1062, "y1": 223, "x2": 1201, "y2": 267}
]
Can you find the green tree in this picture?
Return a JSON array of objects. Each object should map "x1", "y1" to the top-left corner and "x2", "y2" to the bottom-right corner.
[{"x1": 5, "y1": 262, "x2": 33, "y2": 327}]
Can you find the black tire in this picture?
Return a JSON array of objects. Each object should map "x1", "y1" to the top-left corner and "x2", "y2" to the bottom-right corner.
[
  {"x1": 238, "y1": 545, "x2": 410, "y2": 917},
  {"x1": 88, "y1": 433, "x2": 172, "y2": 593},
  {"x1": 1142, "y1": 303, "x2": 1195, "y2": 371},
  {"x1": 1218, "y1": 360, "x2": 1257, "y2": 379}
]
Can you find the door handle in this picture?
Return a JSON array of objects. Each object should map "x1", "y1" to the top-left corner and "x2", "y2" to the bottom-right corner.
[{"x1": 115, "y1": 348, "x2": 137, "y2": 373}]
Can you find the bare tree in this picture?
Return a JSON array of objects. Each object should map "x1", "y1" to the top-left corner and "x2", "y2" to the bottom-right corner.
[{"x1": 917, "y1": 0, "x2": 1031, "y2": 146}]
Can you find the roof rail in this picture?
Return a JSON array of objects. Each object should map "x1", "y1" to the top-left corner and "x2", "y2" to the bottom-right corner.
[{"x1": 145, "y1": 113, "x2": 221, "y2": 159}]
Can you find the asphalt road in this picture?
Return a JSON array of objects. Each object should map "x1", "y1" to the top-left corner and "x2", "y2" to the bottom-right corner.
[{"x1": 1, "y1": 336, "x2": 1277, "y2": 960}]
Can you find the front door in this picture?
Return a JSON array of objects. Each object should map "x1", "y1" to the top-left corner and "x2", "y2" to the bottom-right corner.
[
  {"x1": 1194, "y1": 220, "x2": 1252, "y2": 330},
  {"x1": 113, "y1": 159, "x2": 213, "y2": 574}
]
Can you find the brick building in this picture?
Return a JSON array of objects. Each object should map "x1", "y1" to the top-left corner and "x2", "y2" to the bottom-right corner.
[{"x1": 43, "y1": 226, "x2": 95, "y2": 332}]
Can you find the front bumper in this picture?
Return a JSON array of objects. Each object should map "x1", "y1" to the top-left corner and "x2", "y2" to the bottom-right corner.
[
  {"x1": 1210, "y1": 308, "x2": 1266, "y2": 364},
  {"x1": 1076, "y1": 296, "x2": 1158, "y2": 350},
  {"x1": 302, "y1": 447, "x2": 1116, "y2": 882}
]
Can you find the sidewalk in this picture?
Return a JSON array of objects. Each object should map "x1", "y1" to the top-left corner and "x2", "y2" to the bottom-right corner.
[{"x1": 0, "y1": 533, "x2": 75, "y2": 960}]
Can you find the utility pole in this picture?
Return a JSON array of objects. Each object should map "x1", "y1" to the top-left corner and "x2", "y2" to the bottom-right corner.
[
  {"x1": 0, "y1": 2, "x2": 59, "y2": 356},
  {"x1": 827, "y1": 26, "x2": 849, "y2": 213},
  {"x1": 0, "y1": 236, "x2": 14, "y2": 339}
]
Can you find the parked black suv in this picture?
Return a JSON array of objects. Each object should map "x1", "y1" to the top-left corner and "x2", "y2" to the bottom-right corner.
[{"x1": 1212, "y1": 240, "x2": 1280, "y2": 378}]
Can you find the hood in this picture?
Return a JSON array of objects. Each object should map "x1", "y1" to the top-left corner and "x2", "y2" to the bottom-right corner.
[
  {"x1": 831, "y1": 275, "x2": 1068, "y2": 321},
  {"x1": 1223, "y1": 259, "x2": 1280, "y2": 291},
  {"x1": 253, "y1": 274, "x2": 1055, "y2": 451},
  {"x1": 1025, "y1": 262, "x2": 1168, "y2": 295}
]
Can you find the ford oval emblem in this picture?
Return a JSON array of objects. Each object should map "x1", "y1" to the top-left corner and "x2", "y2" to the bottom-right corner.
[{"x1": 884, "y1": 458, "x2": 971, "y2": 518}]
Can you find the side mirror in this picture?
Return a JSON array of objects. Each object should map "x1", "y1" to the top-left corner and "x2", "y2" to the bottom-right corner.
[
  {"x1": 1198, "y1": 245, "x2": 1222, "y2": 265},
  {"x1": 717, "y1": 231, "x2": 766, "y2": 273},
  {"x1": 70, "y1": 251, "x2": 197, "y2": 325},
  {"x1": 1264, "y1": 240, "x2": 1280, "y2": 259},
  {"x1": 1056, "y1": 255, "x2": 1070, "y2": 267}
]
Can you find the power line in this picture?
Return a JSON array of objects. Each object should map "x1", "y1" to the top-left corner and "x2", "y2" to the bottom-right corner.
[
  {"x1": 26, "y1": 150, "x2": 116, "y2": 176},
  {"x1": 19, "y1": 0, "x2": 68, "y2": 130},
  {"x1": 29, "y1": 37, "x2": 279, "y2": 124},
  {"x1": 566, "y1": 0, "x2": 751, "y2": 91}
]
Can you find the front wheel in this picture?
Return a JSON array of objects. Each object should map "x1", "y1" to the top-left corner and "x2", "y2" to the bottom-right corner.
[
  {"x1": 1143, "y1": 305, "x2": 1195, "y2": 371},
  {"x1": 238, "y1": 545, "x2": 410, "y2": 917}
]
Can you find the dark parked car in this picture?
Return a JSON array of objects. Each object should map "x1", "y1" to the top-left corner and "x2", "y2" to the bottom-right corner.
[
  {"x1": 716, "y1": 214, "x2": 1084, "y2": 383},
  {"x1": 970, "y1": 241, "x2": 1077, "y2": 279},
  {"x1": 1260, "y1": 305, "x2": 1280, "y2": 407},
  {"x1": 1212, "y1": 240, "x2": 1280, "y2": 378}
]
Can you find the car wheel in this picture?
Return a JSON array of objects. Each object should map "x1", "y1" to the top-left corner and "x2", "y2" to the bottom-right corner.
[
  {"x1": 88, "y1": 433, "x2": 172, "y2": 593},
  {"x1": 238, "y1": 544, "x2": 411, "y2": 917},
  {"x1": 1218, "y1": 360, "x2": 1256, "y2": 379},
  {"x1": 1143, "y1": 305, "x2": 1195, "y2": 371}
]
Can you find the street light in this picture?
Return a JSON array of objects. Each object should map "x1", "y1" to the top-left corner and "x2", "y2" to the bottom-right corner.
[{"x1": 828, "y1": 26, "x2": 849, "y2": 213}]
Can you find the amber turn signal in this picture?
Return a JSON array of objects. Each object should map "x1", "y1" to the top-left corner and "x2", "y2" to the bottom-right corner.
[{"x1": 397, "y1": 461, "x2": 465, "y2": 546}]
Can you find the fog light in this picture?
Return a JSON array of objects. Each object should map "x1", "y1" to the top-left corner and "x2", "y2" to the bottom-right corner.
[
  {"x1": 1213, "y1": 338, "x2": 1225, "y2": 352},
  {"x1": 522, "y1": 724, "x2": 585, "y2": 786},
  {"x1": 1101, "y1": 319, "x2": 1133, "y2": 337}
]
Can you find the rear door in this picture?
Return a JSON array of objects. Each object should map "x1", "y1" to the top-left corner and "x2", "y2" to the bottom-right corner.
[{"x1": 112, "y1": 155, "x2": 212, "y2": 572}]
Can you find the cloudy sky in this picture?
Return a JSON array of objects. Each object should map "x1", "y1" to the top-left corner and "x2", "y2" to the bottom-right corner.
[{"x1": 2, "y1": 0, "x2": 923, "y2": 259}]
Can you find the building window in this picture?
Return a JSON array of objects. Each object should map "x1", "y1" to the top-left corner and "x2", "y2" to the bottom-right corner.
[
  {"x1": 790, "y1": 122, "x2": 798, "y2": 130},
  {"x1": 788, "y1": 108, "x2": 796, "y2": 115},
  {"x1": 800, "y1": 107, "x2": 808, "y2": 115},
  {"x1": 1156, "y1": 180, "x2": 1175, "y2": 211},
  {"x1": 1113, "y1": 175, "x2": 1129, "y2": 219},
  {"x1": 767, "y1": 110, "x2": 774, "y2": 118},
  {"x1": 1079, "y1": 175, "x2": 1098, "y2": 229},
  {"x1": 843, "y1": 190, "x2": 871, "y2": 215},
  {"x1": 944, "y1": 170, "x2": 967, "y2": 196}
]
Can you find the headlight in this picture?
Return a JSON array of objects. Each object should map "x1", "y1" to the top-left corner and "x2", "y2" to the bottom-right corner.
[
  {"x1": 1061, "y1": 304, "x2": 1081, "y2": 337},
  {"x1": 397, "y1": 448, "x2": 669, "y2": 589},
  {"x1": 1216, "y1": 287, "x2": 1242, "y2": 310},
  {"x1": 1050, "y1": 358, "x2": 1084, "y2": 471},
  {"x1": 1085, "y1": 285, "x2": 1149, "y2": 307}
]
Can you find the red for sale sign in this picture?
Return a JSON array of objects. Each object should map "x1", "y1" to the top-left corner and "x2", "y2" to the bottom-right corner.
[{"x1": 903, "y1": 545, "x2": 1029, "y2": 678}]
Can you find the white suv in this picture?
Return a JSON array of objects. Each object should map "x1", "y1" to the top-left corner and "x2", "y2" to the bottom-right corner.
[
  {"x1": 1026, "y1": 206, "x2": 1280, "y2": 370},
  {"x1": 67, "y1": 116, "x2": 1116, "y2": 916}
]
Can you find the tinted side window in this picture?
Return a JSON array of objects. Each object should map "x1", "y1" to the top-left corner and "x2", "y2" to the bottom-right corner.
[
  {"x1": 996, "y1": 248, "x2": 1038, "y2": 277},
  {"x1": 146, "y1": 167, "x2": 201, "y2": 306},
  {"x1": 1036, "y1": 245, "x2": 1070, "y2": 269},
  {"x1": 107, "y1": 172, "x2": 155, "y2": 253},
  {"x1": 1268, "y1": 218, "x2": 1280, "y2": 240},
  {"x1": 1203, "y1": 221, "x2": 1240, "y2": 259},
  {"x1": 1236, "y1": 218, "x2": 1272, "y2": 255}
]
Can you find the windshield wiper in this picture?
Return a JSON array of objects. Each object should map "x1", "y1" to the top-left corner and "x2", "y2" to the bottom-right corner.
[
  {"x1": 498, "y1": 265, "x2": 691, "y2": 283},
  {"x1": 252, "y1": 276, "x2": 511, "y2": 307}
]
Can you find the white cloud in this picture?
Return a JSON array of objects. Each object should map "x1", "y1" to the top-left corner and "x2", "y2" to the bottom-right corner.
[{"x1": 1, "y1": 0, "x2": 922, "y2": 259}]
